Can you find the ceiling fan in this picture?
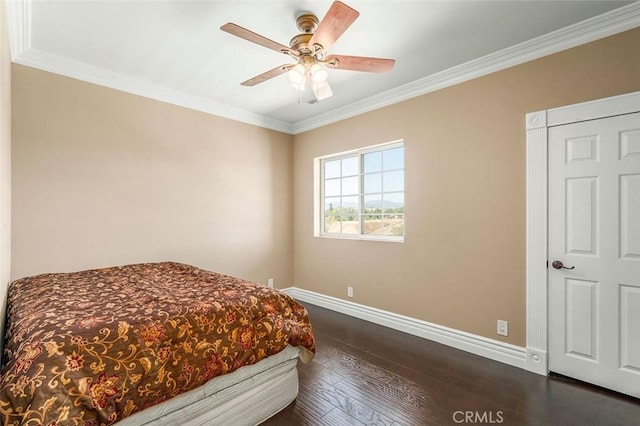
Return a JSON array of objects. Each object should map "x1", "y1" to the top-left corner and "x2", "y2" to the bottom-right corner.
[{"x1": 220, "y1": 1, "x2": 395, "y2": 101}]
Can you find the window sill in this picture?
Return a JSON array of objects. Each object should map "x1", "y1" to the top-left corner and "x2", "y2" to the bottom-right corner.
[{"x1": 316, "y1": 234, "x2": 404, "y2": 243}]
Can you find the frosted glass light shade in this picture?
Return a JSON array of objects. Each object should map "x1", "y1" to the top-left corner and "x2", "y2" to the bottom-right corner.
[
  {"x1": 287, "y1": 64, "x2": 306, "y2": 84},
  {"x1": 309, "y1": 63, "x2": 328, "y2": 84}
]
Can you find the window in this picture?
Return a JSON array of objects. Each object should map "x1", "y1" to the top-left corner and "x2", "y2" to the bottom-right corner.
[{"x1": 319, "y1": 141, "x2": 404, "y2": 241}]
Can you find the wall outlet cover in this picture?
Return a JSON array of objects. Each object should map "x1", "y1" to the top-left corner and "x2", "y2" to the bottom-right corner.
[{"x1": 497, "y1": 320, "x2": 508, "y2": 336}]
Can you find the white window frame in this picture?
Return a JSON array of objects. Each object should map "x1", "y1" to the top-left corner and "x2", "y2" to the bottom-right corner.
[{"x1": 315, "y1": 140, "x2": 405, "y2": 242}]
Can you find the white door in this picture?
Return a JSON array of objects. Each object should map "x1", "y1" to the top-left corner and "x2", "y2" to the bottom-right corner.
[{"x1": 548, "y1": 112, "x2": 640, "y2": 398}]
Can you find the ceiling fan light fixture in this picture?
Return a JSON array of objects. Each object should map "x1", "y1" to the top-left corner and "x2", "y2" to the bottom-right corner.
[
  {"x1": 287, "y1": 63, "x2": 306, "y2": 85},
  {"x1": 309, "y1": 63, "x2": 328, "y2": 84}
]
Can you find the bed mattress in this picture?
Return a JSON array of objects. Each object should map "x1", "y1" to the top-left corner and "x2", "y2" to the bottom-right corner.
[{"x1": 118, "y1": 345, "x2": 301, "y2": 425}]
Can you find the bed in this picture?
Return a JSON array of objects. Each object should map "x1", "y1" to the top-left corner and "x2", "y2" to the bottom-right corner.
[{"x1": 0, "y1": 262, "x2": 315, "y2": 425}]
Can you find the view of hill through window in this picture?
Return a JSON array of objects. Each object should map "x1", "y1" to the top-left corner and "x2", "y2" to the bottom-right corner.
[{"x1": 322, "y1": 143, "x2": 404, "y2": 239}]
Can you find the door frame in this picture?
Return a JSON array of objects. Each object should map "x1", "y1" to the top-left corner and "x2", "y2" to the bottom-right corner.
[{"x1": 525, "y1": 90, "x2": 640, "y2": 375}]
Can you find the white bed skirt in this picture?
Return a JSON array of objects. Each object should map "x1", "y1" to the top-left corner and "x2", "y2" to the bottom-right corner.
[{"x1": 117, "y1": 346, "x2": 301, "y2": 426}]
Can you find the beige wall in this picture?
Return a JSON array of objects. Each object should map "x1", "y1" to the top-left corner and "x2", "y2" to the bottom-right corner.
[
  {"x1": 0, "y1": 1, "x2": 12, "y2": 357},
  {"x1": 8, "y1": 27, "x2": 640, "y2": 349},
  {"x1": 11, "y1": 65, "x2": 293, "y2": 286},
  {"x1": 292, "y1": 28, "x2": 640, "y2": 346}
]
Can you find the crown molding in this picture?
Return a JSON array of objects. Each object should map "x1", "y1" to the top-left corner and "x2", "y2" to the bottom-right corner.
[
  {"x1": 5, "y1": 0, "x2": 31, "y2": 60},
  {"x1": 5, "y1": 1, "x2": 640, "y2": 135},
  {"x1": 5, "y1": 0, "x2": 295, "y2": 133},
  {"x1": 12, "y1": 48, "x2": 295, "y2": 134},
  {"x1": 292, "y1": 1, "x2": 640, "y2": 134}
]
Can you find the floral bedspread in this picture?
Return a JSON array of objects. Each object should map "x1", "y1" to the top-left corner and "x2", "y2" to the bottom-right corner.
[{"x1": 0, "y1": 262, "x2": 315, "y2": 425}]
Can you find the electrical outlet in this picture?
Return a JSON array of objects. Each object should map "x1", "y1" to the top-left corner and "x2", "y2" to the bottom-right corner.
[
  {"x1": 267, "y1": 278, "x2": 274, "y2": 289},
  {"x1": 497, "y1": 320, "x2": 508, "y2": 336},
  {"x1": 347, "y1": 286, "x2": 354, "y2": 298}
]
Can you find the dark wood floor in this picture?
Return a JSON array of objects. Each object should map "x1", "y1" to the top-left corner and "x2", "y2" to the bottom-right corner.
[{"x1": 262, "y1": 303, "x2": 640, "y2": 426}]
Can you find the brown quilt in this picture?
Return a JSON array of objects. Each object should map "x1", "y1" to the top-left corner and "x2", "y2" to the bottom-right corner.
[{"x1": 0, "y1": 262, "x2": 315, "y2": 425}]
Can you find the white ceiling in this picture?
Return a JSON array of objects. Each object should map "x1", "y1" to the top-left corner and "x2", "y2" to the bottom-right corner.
[{"x1": 6, "y1": 1, "x2": 640, "y2": 134}]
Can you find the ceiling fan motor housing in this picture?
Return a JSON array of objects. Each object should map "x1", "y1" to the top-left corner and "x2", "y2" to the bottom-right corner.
[
  {"x1": 290, "y1": 13, "x2": 319, "y2": 54},
  {"x1": 289, "y1": 33, "x2": 313, "y2": 53}
]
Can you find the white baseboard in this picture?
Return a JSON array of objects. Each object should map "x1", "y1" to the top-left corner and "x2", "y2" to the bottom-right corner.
[{"x1": 281, "y1": 287, "x2": 527, "y2": 370}]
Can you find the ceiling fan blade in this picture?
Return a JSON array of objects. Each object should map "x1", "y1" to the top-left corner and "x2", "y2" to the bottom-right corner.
[
  {"x1": 308, "y1": 1, "x2": 359, "y2": 53},
  {"x1": 326, "y1": 55, "x2": 395, "y2": 73},
  {"x1": 312, "y1": 80, "x2": 333, "y2": 101},
  {"x1": 241, "y1": 64, "x2": 292, "y2": 86},
  {"x1": 221, "y1": 23, "x2": 292, "y2": 55}
]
